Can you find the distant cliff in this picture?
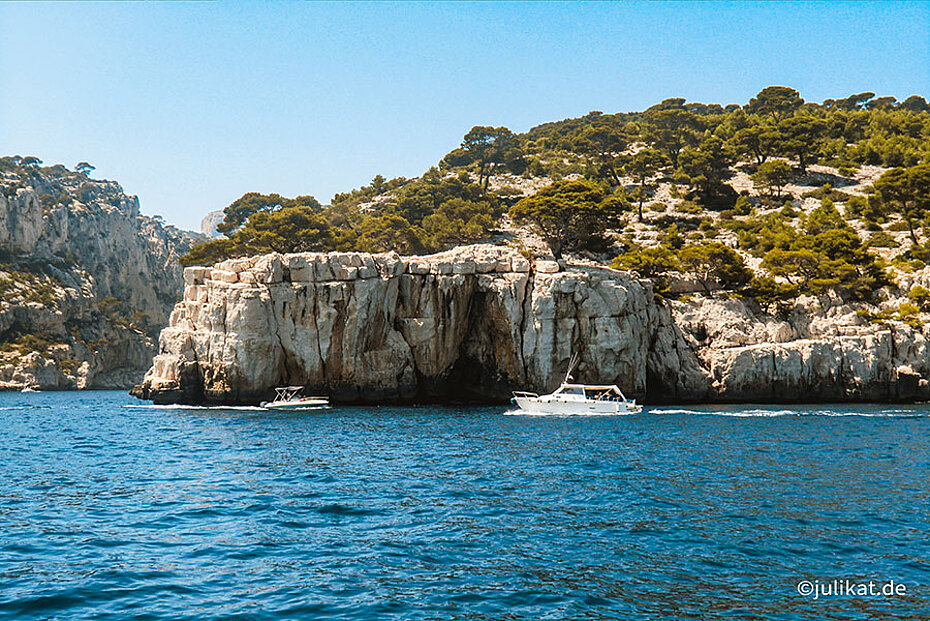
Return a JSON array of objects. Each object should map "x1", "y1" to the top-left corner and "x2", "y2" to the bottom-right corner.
[
  {"x1": 200, "y1": 210, "x2": 224, "y2": 239},
  {"x1": 131, "y1": 244, "x2": 930, "y2": 405},
  {"x1": 0, "y1": 159, "x2": 199, "y2": 389}
]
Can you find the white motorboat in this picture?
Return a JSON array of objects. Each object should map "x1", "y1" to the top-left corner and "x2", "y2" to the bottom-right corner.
[
  {"x1": 511, "y1": 356, "x2": 642, "y2": 415},
  {"x1": 260, "y1": 386, "x2": 330, "y2": 410}
]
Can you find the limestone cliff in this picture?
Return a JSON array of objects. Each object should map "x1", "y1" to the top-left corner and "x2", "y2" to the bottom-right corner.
[
  {"x1": 664, "y1": 293, "x2": 930, "y2": 402},
  {"x1": 0, "y1": 161, "x2": 199, "y2": 389},
  {"x1": 132, "y1": 246, "x2": 656, "y2": 403},
  {"x1": 131, "y1": 244, "x2": 930, "y2": 405}
]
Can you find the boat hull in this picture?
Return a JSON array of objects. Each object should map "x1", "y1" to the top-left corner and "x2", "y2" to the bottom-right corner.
[
  {"x1": 261, "y1": 400, "x2": 330, "y2": 411},
  {"x1": 513, "y1": 396, "x2": 641, "y2": 415}
]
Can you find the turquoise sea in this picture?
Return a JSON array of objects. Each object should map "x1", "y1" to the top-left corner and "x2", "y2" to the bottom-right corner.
[{"x1": 0, "y1": 391, "x2": 928, "y2": 620}]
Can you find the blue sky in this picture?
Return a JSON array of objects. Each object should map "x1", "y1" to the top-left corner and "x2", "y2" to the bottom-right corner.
[{"x1": 1, "y1": 1, "x2": 928, "y2": 231}]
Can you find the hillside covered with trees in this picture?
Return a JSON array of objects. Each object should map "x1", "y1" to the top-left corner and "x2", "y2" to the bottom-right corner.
[{"x1": 182, "y1": 86, "x2": 930, "y2": 313}]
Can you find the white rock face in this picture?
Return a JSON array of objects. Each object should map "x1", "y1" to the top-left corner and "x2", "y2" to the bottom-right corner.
[
  {"x1": 0, "y1": 167, "x2": 199, "y2": 390},
  {"x1": 200, "y1": 210, "x2": 225, "y2": 239},
  {"x1": 133, "y1": 245, "x2": 657, "y2": 403},
  {"x1": 132, "y1": 244, "x2": 930, "y2": 405},
  {"x1": 665, "y1": 294, "x2": 930, "y2": 402}
]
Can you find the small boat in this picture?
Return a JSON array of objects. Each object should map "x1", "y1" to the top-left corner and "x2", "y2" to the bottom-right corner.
[
  {"x1": 260, "y1": 386, "x2": 330, "y2": 410},
  {"x1": 511, "y1": 355, "x2": 642, "y2": 415},
  {"x1": 21, "y1": 385, "x2": 38, "y2": 393}
]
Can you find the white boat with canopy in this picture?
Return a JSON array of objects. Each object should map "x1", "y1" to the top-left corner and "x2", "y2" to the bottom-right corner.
[
  {"x1": 260, "y1": 386, "x2": 330, "y2": 410},
  {"x1": 511, "y1": 355, "x2": 642, "y2": 415}
]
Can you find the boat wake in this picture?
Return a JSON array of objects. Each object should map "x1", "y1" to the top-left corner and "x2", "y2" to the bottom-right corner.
[
  {"x1": 122, "y1": 404, "x2": 267, "y2": 411},
  {"x1": 651, "y1": 408, "x2": 797, "y2": 417},
  {"x1": 650, "y1": 407, "x2": 930, "y2": 418}
]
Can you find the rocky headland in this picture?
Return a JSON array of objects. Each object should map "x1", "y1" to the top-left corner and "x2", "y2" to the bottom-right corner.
[
  {"x1": 132, "y1": 244, "x2": 930, "y2": 405},
  {"x1": 11, "y1": 89, "x2": 930, "y2": 399},
  {"x1": 0, "y1": 160, "x2": 199, "y2": 389}
]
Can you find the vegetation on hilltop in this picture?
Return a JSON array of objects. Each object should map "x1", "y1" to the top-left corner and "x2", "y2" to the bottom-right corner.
[
  {"x1": 509, "y1": 179, "x2": 627, "y2": 259},
  {"x1": 181, "y1": 169, "x2": 508, "y2": 265},
  {"x1": 2, "y1": 155, "x2": 90, "y2": 209},
  {"x1": 180, "y1": 86, "x2": 930, "y2": 310},
  {"x1": 0, "y1": 158, "x2": 198, "y2": 387}
]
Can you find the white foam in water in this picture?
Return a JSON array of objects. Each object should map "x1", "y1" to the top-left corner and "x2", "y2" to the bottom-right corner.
[
  {"x1": 123, "y1": 404, "x2": 267, "y2": 411},
  {"x1": 662, "y1": 408, "x2": 797, "y2": 417},
  {"x1": 785, "y1": 408, "x2": 926, "y2": 417},
  {"x1": 731, "y1": 409, "x2": 797, "y2": 417},
  {"x1": 651, "y1": 406, "x2": 929, "y2": 418},
  {"x1": 649, "y1": 408, "x2": 797, "y2": 417},
  {"x1": 836, "y1": 409, "x2": 926, "y2": 417}
]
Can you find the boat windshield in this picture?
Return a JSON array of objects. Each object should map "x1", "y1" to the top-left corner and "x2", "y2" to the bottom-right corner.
[
  {"x1": 583, "y1": 387, "x2": 625, "y2": 401},
  {"x1": 553, "y1": 384, "x2": 629, "y2": 401}
]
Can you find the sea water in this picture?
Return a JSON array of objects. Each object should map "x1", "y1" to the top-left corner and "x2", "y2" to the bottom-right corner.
[{"x1": 0, "y1": 391, "x2": 928, "y2": 620}]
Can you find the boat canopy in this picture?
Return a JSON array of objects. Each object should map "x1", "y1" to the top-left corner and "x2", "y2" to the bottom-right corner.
[
  {"x1": 274, "y1": 386, "x2": 305, "y2": 400},
  {"x1": 553, "y1": 383, "x2": 628, "y2": 400}
]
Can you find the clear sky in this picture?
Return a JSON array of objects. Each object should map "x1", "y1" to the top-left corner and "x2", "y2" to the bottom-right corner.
[{"x1": 1, "y1": 1, "x2": 928, "y2": 231}]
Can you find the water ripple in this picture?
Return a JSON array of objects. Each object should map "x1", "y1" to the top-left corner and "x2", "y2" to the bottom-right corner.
[{"x1": 0, "y1": 391, "x2": 928, "y2": 619}]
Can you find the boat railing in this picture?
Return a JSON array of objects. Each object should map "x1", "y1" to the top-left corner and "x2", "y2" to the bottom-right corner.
[{"x1": 512, "y1": 391, "x2": 539, "y2": 398}]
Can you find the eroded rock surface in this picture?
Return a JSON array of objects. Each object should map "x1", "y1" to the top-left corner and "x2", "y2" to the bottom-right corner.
[
  {"x1": 133, "y1": 246, "x2": 657, "y2": 403},
  {"x1": 133, "y1": 244, "x2": 930, "y2": 404},
  {"x1": 1, "y1": 166, "x2": 198, "y2": 390}
]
